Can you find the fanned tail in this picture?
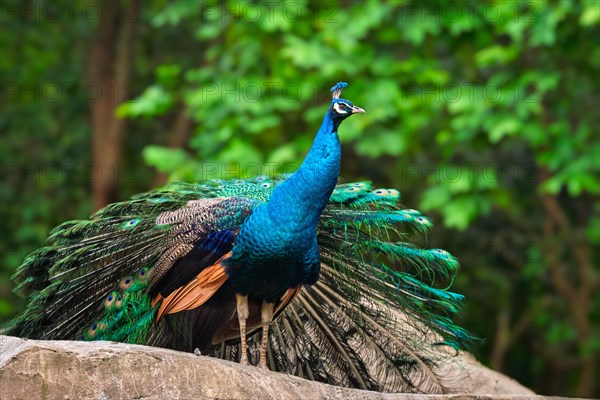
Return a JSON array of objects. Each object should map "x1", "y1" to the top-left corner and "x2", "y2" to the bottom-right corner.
[
  {"x1": 6, "y1": 176, "x2": 471, "y2": 393},
  {"x1": 5, "y1": 184, "x2": 258, "y2": 342},
  {"x1": 213, "y1": 181, "x2": 472, "y2": 392}
]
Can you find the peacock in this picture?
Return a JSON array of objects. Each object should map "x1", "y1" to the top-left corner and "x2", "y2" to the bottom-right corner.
[{"x1": 4, "y1": 82, "x2": 472, "y2": 393}]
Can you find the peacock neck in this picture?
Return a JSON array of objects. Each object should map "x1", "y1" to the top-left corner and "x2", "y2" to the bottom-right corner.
[{"x1": 266, "y1": 111, "x2": 341, "y2": 229}]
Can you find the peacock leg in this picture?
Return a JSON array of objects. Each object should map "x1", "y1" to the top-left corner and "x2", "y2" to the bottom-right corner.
[
  {"x1": 259, "y1": 301, "x2": 275, "y2": 368},
  {"x1": 235, "y1": 293, "x2": 249, "y2": 365}
]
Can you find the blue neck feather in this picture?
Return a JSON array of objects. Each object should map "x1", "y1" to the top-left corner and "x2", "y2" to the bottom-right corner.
[
  {"x1": 228, "y1": 83, "x2": 356, "y2": 298},
  {"x1": 266, "y1": 111, "x2": 340, "y2": 228}
]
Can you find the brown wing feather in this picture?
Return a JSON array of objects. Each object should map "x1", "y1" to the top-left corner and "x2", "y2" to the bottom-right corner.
[{"x1": 154, "y1": 253, "x2": 231, "y2": 321}]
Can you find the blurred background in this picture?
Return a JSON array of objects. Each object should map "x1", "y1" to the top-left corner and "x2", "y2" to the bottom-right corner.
[{"x1": 0, "y1": 0, "x2": 598, "y2": 397}]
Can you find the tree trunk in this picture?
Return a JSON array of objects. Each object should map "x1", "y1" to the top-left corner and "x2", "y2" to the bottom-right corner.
[
  {"x1": 152, "y1": 106, "x2": 193, "y2": 188},
  {"x1": 539, "y1": 168, "x2": 598, "y2": 398},
  {"x1": 88, "y1": 0, "x2": 140, "y2": 210}
]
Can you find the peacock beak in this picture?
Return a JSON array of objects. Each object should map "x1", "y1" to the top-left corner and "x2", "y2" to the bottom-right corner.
[{"x1": 351, "y1": 106, "x2": 366, "y2": 114}]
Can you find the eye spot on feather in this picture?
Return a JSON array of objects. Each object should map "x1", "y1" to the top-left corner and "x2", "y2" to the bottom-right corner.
[
  {"x1": 115, "y1": 294, "x2": 123, "y2": 308},
  {"x1": 345, "y1": 187, "x2": 359, "y2": 192},
  {"x1": 137, "y1": 268, "x2": 149, "y2": 282},
  {"x1": 104, "y1": 292, "x2": 117, "y2": 308},
  {"x1": 120, "y1": 276, "x2": 134, "y2": 290},
  {"x1": 235, "y1": 180, "x2": 244, "y2": 185},
  {"x1": 255, "y1": 176, "x2": 267, "y2": 181},
  {"x1": 373, "y1": 189, "x2": 390, "y2": 196},
  {"x1": 416, "y1": 217, "x2": 428, "y2": 224},
  {"x1": 416, "y1": 216, "x2": 433, "y2": 227},
  {"x1": 87, "y1": 323, "x2": 106, "y2": 337},
  {"x1": 372, "y1": 188, "x2": 400, "y2": 199},
  {"x1": 121, "y1": 218, "x2": 140, "y2": 229},
  {"x1": 433, "y1": 249, "x2": 451, "y2": 257},
  {"x1": 261, "y1": 183, "x2": 271, "y2": 188},
  {"x1": 87, "y1": 324, "x2": 98, "y2": 337}
]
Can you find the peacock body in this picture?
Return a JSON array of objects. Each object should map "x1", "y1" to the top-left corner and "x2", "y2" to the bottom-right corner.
[{"x1": 5, "y1": 82, "x2": 472, "y2": 393}]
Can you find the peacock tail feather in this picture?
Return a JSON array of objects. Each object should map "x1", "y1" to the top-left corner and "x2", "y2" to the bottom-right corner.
[
  {"x1": 211, "y1": 178, "x2": 473, "y2": 392},
  {"x1": 6, "y1": 174, "x2": 472, "y2": 393}
]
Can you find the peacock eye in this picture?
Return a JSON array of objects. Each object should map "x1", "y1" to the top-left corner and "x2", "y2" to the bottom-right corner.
[{"x1": 339, "y1": 103, "x2": 347, "y2": 110}]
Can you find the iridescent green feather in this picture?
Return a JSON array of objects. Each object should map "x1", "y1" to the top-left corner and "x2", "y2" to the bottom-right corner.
[{"x1": 6, "y1": 175, "x2": 472, "y2": 393}]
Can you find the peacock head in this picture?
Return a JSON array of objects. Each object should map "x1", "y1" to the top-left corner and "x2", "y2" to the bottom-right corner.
[{"x1": 328, "y1": 82, "x2": 365, "y2": 124}]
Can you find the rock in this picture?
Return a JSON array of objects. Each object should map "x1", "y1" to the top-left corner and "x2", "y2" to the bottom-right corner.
[
  {"x1": 0, "y1": 335, "x2": 546, "y2": 400},
  {"x1": 433, "y1": 352, "x2": 535, "y2": 396}
]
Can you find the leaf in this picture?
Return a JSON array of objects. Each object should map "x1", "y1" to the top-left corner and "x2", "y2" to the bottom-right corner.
[
  {"x1": 196, "y1": 22, "x2": 222, "y2": 40},
  {"x1": 267, "y1": 143, "x2": 298, "y2": 165},
  {"x1": 245, "y1": 115, "x2": 281, "y2": 134},
  {"x1": 143, "y1": 145, "x2": 190, "y2": 173},
  {"x1": 475, "y1": 45, "x2": 518, "y2": 67},
  {"x1": 580, "y1": 2, "x2": 600, "y2": 26},
  {"x1": 355, "y1": 130, "x2": 406, "y2": 158},
  {"x1": 420, "y1": 185, "x2": 451, "y2": 212},
  {"x1": 442, "y1": 197, "x2": 479, "y2": 230},
  {"x1": 218, "y1": 138, "x2": 263, "y2": 167},
  {"x1": 541, "y1": 175, "x2": 563, "y2": 194},
  {"x1": 117, "y1": 86, "x2": 174, "y2": 118},
  {"x1": 156, "y1": 65, "x2": 182, "y2": 88},
  {"x1": 567, "y1": 173, "x2": 600, "y2": 196},
  {"x1": 488, "y1": 117, "x2": 521, "y2": 143}
]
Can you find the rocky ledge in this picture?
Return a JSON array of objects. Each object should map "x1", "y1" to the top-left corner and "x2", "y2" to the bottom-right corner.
[{"x1": 0, "y1": 335, "x2": 561, "y2": 400}]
